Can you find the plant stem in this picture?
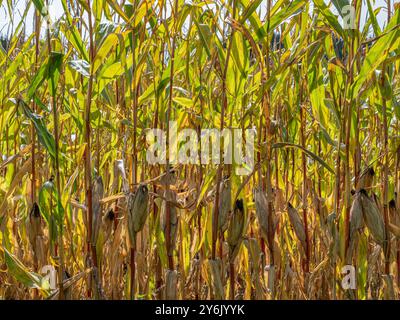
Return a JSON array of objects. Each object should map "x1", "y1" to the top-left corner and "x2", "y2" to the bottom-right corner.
[{"x1": 85, "y1": 0, "x2": 97, "y2": 298}]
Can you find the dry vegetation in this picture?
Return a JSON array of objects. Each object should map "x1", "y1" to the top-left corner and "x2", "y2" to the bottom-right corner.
[{"x1": 0, "y1": 0, "x2": 400, "y2": 300}]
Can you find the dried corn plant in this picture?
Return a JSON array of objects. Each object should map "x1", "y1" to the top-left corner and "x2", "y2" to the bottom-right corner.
[{"x1": 0, "y1": 0, "x2": 400, "y2": 300}]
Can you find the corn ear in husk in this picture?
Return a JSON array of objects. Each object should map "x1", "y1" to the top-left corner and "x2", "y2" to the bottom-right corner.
[
  {"x1": 245, "y1": 238, "x2": 264, "y2": 299},
  {"x1": 287, "y1": 203, "x2": 307, "y2": 253},
  {"x1": 161, "y1": 189, "x2": 179, "y2": 256},
  {"x1": 359, "y1": 190, "x2": 386, "y2": 246},
  {"x1": 127, "y1": 184, "x2": 149, "y2": 248},
  {"x1": 356, "y1": 167, "x2": 374, "y2": 191},
  {"x1": 27, "y1": 203, "x2": 47, "y2": 268},
  {"x1": 227, "y1": 199, "x2": 245, "y2": 261},
  {"x1": 254, "y1": 187, "x2": 269, "y2": 242},
  {"x1": 28, "y1": 203, "x2": 42, "y2": 239},
  {"x1": 346, "y1": 192, "x2": 364, "y2": 263},
  {"x1": 349, "y1": 192, "x2": 364, "y2": 237},
  {"x1": 102, "y1": 208, "x2": 115, "y2": 242},
  {"x1": 254, "y1": 187, "x2": 277, "y2": 256}
]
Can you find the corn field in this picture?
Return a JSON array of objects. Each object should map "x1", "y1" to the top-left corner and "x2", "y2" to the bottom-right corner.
[{"x1": 0, "y1": 0, "x2": 400, "y2": 300}]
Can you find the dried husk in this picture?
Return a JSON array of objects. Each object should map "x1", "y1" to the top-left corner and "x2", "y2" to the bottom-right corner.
[
  {"x1": 349, "y1": 192, "x2": 364, "y2": 237},
  {"x1": 345, "y1": 232, "x2": 359, "y2": 265},
  {"x1": 28, "y1": 203, "x2": 42, "y2": 240},
  {"x1": 272, "y1": 239, "x2": 282, "y2": 271},
  {"x1": 63, "y1": 271, "x2": 72, "y2": 300},
  {"x1": 388, "y1": 222, "x2": 400, "y2": 238},
  {"x1": 227, "y1": 199, "x2": 245, "y2": 260},
  {"x1": 383, "y1": 274, "x2": 395, "y2": 300},
  {"x1": 254, "y1": 187, "x2": 269, "y2": 242},
  {"x1": 253, "y1": 187, "x2": 277, "y2": 256},
  {"x1": 160, "y1": 168, "x2": 177, "y2": 185},
  {"x1": 165, "y1": 269, "x2": 178, "y2": 300},
  {"x1": 346, "y1": 193, "x2": 364, "y2": 263},
  {"x1": 367, "y1": 245, "x2": 382, "y2": 299},
  {"x1": 127, "y1": 184, "x2": 149, "y2": 248},
  {"x1": 184, "y1": 254, "x2": 201, "y2": 295},
  {"x1": 161, "y1": 189, "x2": 178, "y2": 256},
  {"x1": 92, "y1": 176, "x2": 104, "y2": 245},
  {"x1": 245, "y1": 238, "x2": 264, "y2": 299},
  {"x1": 267, "y1": 264, "x2": 276, "y2": 298},
  {"x1": 268, "y1": 119, "x2": 278, "y2": 135},
  {"x1": 372, "y1": 192, "x2": 383, "y2": 214},
  {"x1": 287, "y1": 203, "x2": 307, "y2": 253},
  {"x1": 359, "y1": 190, "x2": 386, "y2": 246},
  {"x1": 112, "y1": 159, "x2": 129, "y2": 194},
  {"x1": 102, "y1": 208, "x2": 115, "y2": 242},
  {"x1": 110, "y1": 220, "x2": 125, "y2": 299},
  {"x1": 218, "y1": 178, "x2": 231, "y2": 233},
  {"x1": 27, "y1": 203, "x2": 47, "y2": 268},
  {"x1": 389, "y1": 200, "x2": 399, "y2": 226},
  {"x1": 209, "y1": 259, "x2": 224, "y2": 299},
  {"x1": 356, "y1": 167, "x2": 374, "y2": 191},
  {"x1": 274, "y1": 187, "x2": 285, "y2": 213}
]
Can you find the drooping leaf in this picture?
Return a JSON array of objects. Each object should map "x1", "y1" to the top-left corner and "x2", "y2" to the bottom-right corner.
[
  {"x1": 352, "y1": 9, "x2": 400, "y2": 97},
  {"x1": 273, "y1": 142, "x2": 335, "y2": 174},
  {"x1": 3, "y1": 247, "x2": 51, "y2": 296},
  {"x1": 18, "y1": 100, "x2": 57, "y2": 161}
]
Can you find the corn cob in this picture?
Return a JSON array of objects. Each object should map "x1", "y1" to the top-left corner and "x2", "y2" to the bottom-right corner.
[
  {"x1": 127, "y1": 184, "x2": 149, "y2": 248},
  {"x1": 359, "y1": 189, "x2": 386, "y2": 246},
  {"x1": 287, "y1": 203, "x2": 307, "y2": 254},
  {"x1": 161, "y1": 189, "x2": 178, "y2": 256},
  {"x1": 227, "y1": 199, "x2": 245, "y2": 261}
]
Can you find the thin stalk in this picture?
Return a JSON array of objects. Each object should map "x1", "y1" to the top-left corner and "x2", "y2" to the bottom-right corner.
[
  {"x1": 299, "y1": 77, "x2": 310, "y2": 274},
  {"x1": 154, "y1": 85, "x2": 162, "y2": 300},
  {"x1": 85, "y1": 0, "x2": 98, "y2": 298},
  {"x1": 212, "y1": 0, "x2": 236, "y2": 261},
  {"x1": 343, "y1": 7, "x2": 355, "y2": 257},
  {"x1": 381, "y1": 0, "x2": 391, "y2": 276},
  {"x1": 397, "y1": 146, "x2": 400, "y2": 286},
  {"x1": 382, "y1": 81, "x2": 390, "y2": 275},
  {"x1": 264, "y1": 0, "x2": 275, "y2": 280},
  {"x1": 130, "y1": 0, "x2": 139, "y2": 300},
  {"x1": 165, "y1": 0, "x2": 180, "y2": 271},
  {"x1": 44, "y1": 0, "x2": 64, "y2": 300}
]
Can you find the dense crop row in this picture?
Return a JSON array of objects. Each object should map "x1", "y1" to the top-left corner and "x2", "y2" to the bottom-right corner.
[{"x1": 0, "y1": 0, "x2": 400, "y2": 300}]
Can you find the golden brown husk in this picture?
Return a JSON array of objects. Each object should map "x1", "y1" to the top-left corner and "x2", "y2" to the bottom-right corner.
[
  {"x1": 161, "y1": 189, "x2": 178, "y2": 256},
  {"x1": 359, "y1": 190, "x2": 386, "y2": 246},
  {"x1": 254, "y1": 187, "x2": 269, "y2": 242},
  {"x1": 227, "y1": 199, "x2": 245, "y2": 261},
  {"x1": 287, "y1": 203, "x2": 307, "y2": 254},
  {"x1": 27, "y1": 203, "x2": 47, "y2": 268}
]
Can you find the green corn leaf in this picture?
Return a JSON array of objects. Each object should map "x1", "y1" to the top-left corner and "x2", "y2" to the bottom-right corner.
[
  {"x1": 18, "y1": 100, "x2": 57, "y2": 161},
  {"x1": 352, "y1": 9, "x2": 400, "y2": 98},
  {"x1": 3, "y1": 247, "x2": 51, "y2": 296},
  {"x1": 32, "y1": 0, "x2": 48, "y2": 17},
  {"x1": 273, "y1": 142, "x2": 335, "y2": 174}
]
